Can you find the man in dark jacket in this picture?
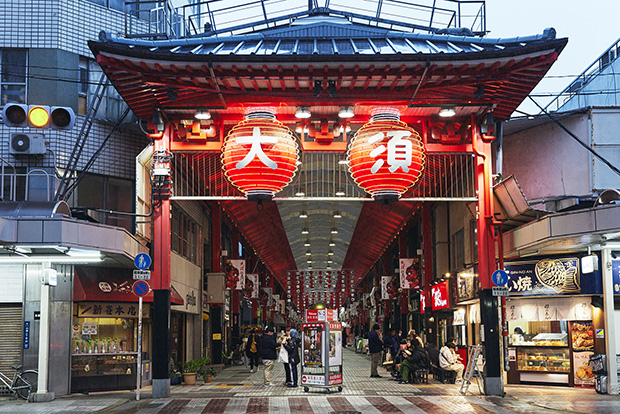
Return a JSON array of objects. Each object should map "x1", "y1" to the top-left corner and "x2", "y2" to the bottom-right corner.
[
  {"x1": 260, "y1": 327, "x2": 278, "y2": 386},
  {"x1": 284, "y1": 328, "x2": 301, "y2": 387},
  {"x1": 368, "y1": 324, "x2": 384, "y2": 378}
]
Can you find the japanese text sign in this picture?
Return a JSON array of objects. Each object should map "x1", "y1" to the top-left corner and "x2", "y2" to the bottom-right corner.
[{"x1": 431, "y1": 280, "x2": 449, "y2": 310}]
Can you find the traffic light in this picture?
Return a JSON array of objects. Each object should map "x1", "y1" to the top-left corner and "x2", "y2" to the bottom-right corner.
[{"x1": 2, "y1": 103, "x2": 75, "y2": 130}]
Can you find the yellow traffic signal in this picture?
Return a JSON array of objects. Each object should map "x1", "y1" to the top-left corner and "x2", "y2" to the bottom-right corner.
[{"x1": 2, "y1": 103, "x2": 75, "y2": 130}]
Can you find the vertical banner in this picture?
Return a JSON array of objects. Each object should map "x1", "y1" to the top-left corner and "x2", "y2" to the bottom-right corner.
[
  {"x1": 280, "y1": 299, "x2": 286, "y2": 315},
  {"x1": 400, "y1": 257, "x2": 421, "y2": 289},
  {"x1": 420, "y1": 291, "x2": 426, "y2": 313},
  {"x1": 245, "y1": 274, "x2": 259, "y2": 299},
  {"x1": 225, "y1": 259, "x2": 246, "y2": 290},
  {"x1": 431, "y1": 280, "x2": 449, "y2": 310},
  {"x1": 261, "y1": 287, "x2": 273, "y2": 306},
  {"x1": 273, "y1": 294, "x2": 280, "y2": 312},
  {"x1": 381, "y1": 276, "x2": 391, "y2": 300}
]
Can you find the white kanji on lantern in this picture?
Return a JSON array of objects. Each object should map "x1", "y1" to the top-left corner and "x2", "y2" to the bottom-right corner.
[
  {"x1": 368, "y1": 131, "x2": 413, "y2": 174},
  {"x1": 235, "y1": 127, "x2": 278, "y2": 169}
]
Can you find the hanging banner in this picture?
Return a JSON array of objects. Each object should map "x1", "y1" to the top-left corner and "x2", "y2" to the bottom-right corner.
[
  {"x1": 225, "y1": 259, "x2": 246, "y2": 290},
  {"x1": 261, "y1": 287, "x2": 273, "y2": 306},
  {"x1": 420, "y1": 291, "x2": 426, "y2": 314},
  {"x1": 244, "y1": 274, "x2": 259, "y2": 299},
  {"x1": 381, "y1": 276, "x2": 391, "y2": 300},
  {"x1": 400, "y1": 257, "x2": 421, "y2": 290},
  {"x1": 273, "y1": 294, "x2": 280, "y2": 312},
  {"x1": 431, "y1": 280, "x2": 449, "y2": 310}
]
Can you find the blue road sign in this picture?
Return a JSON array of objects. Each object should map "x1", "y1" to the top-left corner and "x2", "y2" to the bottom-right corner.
[
  {"x1": 134, "y1": 253, "x2": 151, "y2": 270},
  {"x1": 132, "y1": 280, "x2": 150, "y2": 297},
  {"x1": 492, "y1": 269, "x2": 509, "y2": 287}
]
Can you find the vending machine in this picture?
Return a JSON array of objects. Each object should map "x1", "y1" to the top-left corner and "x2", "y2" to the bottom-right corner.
[{"x1": 301, "y1": 309, "x2": 343, "y2": 393}]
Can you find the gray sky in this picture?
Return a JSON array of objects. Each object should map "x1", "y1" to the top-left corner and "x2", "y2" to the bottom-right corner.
[{"x1": 486, "y1": 0, "x2": 619, "y2": 115}]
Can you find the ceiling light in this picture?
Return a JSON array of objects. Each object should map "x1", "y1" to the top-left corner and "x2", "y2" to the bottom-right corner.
[
  {"x1": 333, "y1": 211, "x2": 342, "y2": 218},
  {"x1": 302, "y1": 228, "x2": 309, "y2": 234},
  {"x1": 328, "y1": 251, "x2": 334, "y2": 256},
  {"x1": 295, "y1": 106, "x2": 311, "y2": 119},
  {"x1": 304, "y1": 241, "x2": 311, "y2": 247},
  {"x1": 331, "y1": 228, "x2": 338, "y2": 234},
  {"x1": 307, "y1": 259, "x2": 313, "y2": 264},
  {"x1": 327, "y1": 259, "x2": 333, "y2": 264},
  {"x1": 295, "y1": 191, "x2": 305, "y2": 197},
  {"x1": 299, "y1": 211, "x2": 308, "y2": 218},
  {"x1": 306, "y1": 252, "x2": 312, "y2": 256},
  {"x1": 329, "y1": 241, "x2": 336, "y2": 247},
  {"x1": 326, "y1": 266, "x2": 332, "y2": 270},
  {"x1": 195, "y1": 110, "x2": 211, "y2": 120},
  {"x1": 335, "y1": 190, "x2": 345, "y2": 196},
  {"x1": 338, "y1": 159, "x2": 349, "y2": 165},
  {"x1": 295, "y1": 125, "x2": 310, "y2": 134},
  {"x1": 439, "y1": 107, "x2": 456, "y2": 118},
  {"x1": 338, "y1": 106, "x2": 354, "y2": 118}
]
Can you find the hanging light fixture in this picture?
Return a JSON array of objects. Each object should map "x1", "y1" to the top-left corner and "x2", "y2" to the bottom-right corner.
[
  {"x1": 295, "y1": 106, "x2": 311, "y2": 119},
  {"x1": 438, "y1": 107, "x2": 456, "y2": 118},
  {"x1": 194, "y1": 110, "x2": 211, "y2": 120},
  {"x1": 302, "y1": 228, "x2": 309, "y2": 234},
  {"x1": 221, "y1": 109, "x2": 299, "y2": 202},
  {"x1": 304, "y1": 241, "x2": 311, "y2": 247},
  {"x1": 347, "y1": 108, "x2": 425, "y2": 202},
  {"x1": 331, "y1": 228, "x2": 338, "y2": 234},
  {"x1": 299, "y1": 211, "x2": 308, "y2": 218},
  {"x1": 333, "y1": 211, "x2": 342, "y2": 218},
  {"x1": 329, "y1": 240, "x2": 336, "y2": 247},
  {"x1": 338, "y1": 106, "x2": 354, "y2": 118}
]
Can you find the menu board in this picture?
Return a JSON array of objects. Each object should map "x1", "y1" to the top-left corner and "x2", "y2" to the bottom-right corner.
[
  {"x1": 571, "y1": 322, "x2": 594, "y2": 351},
  {"x1": 573, "y1": 351, "x2": 595, "y2": 387}
]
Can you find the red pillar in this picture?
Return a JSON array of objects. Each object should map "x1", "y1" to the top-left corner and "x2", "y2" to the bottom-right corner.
[
  {"x1": 232, "y1": 230, "x2": 241, "y2": 343},
  {"x1": 151, "y1": 124, "x2": 172, "y2": 397}
]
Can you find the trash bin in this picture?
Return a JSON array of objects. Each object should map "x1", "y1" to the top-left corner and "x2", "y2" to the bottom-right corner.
[{"x1": 589, "y1": 354, "x2": 607, "y2": 375}]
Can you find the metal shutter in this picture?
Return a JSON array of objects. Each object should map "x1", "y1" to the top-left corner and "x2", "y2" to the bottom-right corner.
[{"x1": 0, "y1": 305, "x2": 22, "y2": 375}]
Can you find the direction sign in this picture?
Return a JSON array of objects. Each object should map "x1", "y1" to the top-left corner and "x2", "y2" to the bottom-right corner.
[
  {"x1": 132, "y1": 280, "x2": 150, "y2": 297},
  {"x1": 492, "y1": 269, "x2": 508, "y2": 287},
  {"x1": 492, "y1": 286, "x2": 509, "y2": 297},
  {"x1": 133, "y1": 270, "x2": 151, "y2": 280},
  {"x1": 134, "y1": 253, "x2": 151, "y2": 270}
]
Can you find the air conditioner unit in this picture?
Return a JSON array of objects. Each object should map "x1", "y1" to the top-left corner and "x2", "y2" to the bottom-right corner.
[{"x1": 9, "y1": 133, "x2": 46, "y2": 155}]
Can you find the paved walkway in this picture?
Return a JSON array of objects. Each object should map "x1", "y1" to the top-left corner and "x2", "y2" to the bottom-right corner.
[{"x1": 1, "y1": 348, "x2": 618, "y2": 413}]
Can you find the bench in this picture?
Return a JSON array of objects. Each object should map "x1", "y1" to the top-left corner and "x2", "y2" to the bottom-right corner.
[
  {"x1": 414, "y1": 369, "x2": 429, "y2": 384},
  {"x1": 431, "y1": 364, "x2": 456, "y2": 383}
]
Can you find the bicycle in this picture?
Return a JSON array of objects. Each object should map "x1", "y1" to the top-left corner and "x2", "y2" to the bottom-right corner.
[{"x1": 0, "y1": 365, "x2": 38, "y2": 401}]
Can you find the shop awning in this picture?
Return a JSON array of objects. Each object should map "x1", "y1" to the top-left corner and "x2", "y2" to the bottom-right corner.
[{"x1": 74, "y1": 267, "x2": 184, "y2": 305}]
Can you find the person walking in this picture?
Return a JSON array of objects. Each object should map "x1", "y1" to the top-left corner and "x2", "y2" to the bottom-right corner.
[
  {"x1": 247, "y1": 329, "x2": 260, "y2": 373},
  {"x1": 277, "y1": 327, "x2": 292, "y2": 385},
  {"x1": 240, "y1": 336, "x2": 249, "y2": 368},
  {"x1": 439, "y1": 341, "x2": 465, "y2": 383},
  {"x1": 285, "y1": 328, "x2": 301, "y2": 387},
  {"x1": 368, "y1": 323, "x2": 384, "y2": 378},
  {"x1": 261, "y1": 326, "x2": 278, "y2": 386}
]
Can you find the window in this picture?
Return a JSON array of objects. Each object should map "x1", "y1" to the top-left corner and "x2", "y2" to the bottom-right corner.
[
  {"x1": 76, "y1": 174, "x2": 134, "y2": 232},
  {"x1": 451, "y1": 228, "x2": 465, "y2": 271},
  {"x1": 79, "y1": 58, "x2": 89, "y2": 115},
  {"x1": 172, "y1": 205, "x2": 201, "y2": 265},
  {"x1": 1, "y1": 50, "x2": 27, "y2": 105}
]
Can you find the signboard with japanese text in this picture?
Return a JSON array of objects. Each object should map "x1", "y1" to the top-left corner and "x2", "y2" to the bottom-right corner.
[
  {"x1": 399, "y1": 257, "x2": 421, "y2": 290},
  {"x1": 504, "y1": 256, "x2": 602, "y2": 297},
  {"x1": 328, "y1": 373, "x2": 343, "y2": 385},
  {"x1": 273, "y1": 294, "x2": 280, "y2": 312},
  {"x1": 431, "y1": 281, "x2": 449, "y2": 310},
  {"x1": 244, "y1": 274, "x2": 259, "y2": 299},
  {"x1": 78, "y1": 302, "x2": 150, "y2": 319},
  {"x1": 82, "y1": 322, "x2": 98, "y2": 335},
  {"x1": 302, "y1": 323, "x2": 324, "y2": 367},
  {"x1": 225, "y1": 259, "x2": 246, "y2": 290},
  {"x1": 453, "y1": 308, "x2": 466, "y2": 325},
  {"x1": 381, "y1": 276, "x2": 391, "y2": 300},
  {"x1": 261, "y1": 287, "x2": 273, "y2": 306},
  {"x1": 573, "y1": 350, "x2": 596, "y2": 387},
  {"x1": 301, "y1": 374, "x2": 325, "y2": 385},
  {"x1": 305, "y1": 309, "x2": 337, "y2": 322}
]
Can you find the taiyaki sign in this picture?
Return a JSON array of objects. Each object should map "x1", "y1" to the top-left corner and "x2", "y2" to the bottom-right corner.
[{"x1": 504, "y1": 256, "x2": 602, "y2": 296}]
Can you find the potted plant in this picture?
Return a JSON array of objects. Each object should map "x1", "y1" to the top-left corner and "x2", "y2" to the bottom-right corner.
[
  {"x1": 182, "y1": 357, "x2": 208, "y2": 386},
  {"x1": 201, "y1": 367, "x2": 218, "y2": 384}
]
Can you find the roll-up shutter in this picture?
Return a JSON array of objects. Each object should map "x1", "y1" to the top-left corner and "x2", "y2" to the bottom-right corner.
[{"x1": 0, "y1": 305, "x2": 22, "y2": 375}]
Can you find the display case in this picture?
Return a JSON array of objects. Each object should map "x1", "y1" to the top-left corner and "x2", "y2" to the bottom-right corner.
[
  {"x1": 517, "y1": 347, "x2": 571, "y2": 373},
  {"x1": 71, "y1": 353, "x2": 137, "y2": 393},
  {"x1": 531, "y1": 333, "x2": 569, "y2": 347}
]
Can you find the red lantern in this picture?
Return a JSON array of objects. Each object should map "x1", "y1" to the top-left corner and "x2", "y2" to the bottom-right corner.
[
  {"x1": 222, "y1": 110, "x2": 299, "y2": 202},
  {"x1": 348, "y1": 110, "x2": 425, "y2": 202}
]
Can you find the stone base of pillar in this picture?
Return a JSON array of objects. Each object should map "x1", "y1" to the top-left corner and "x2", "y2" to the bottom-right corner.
[
  {"x1": 33, "y1": 391, "x2": 55, "y2": 402},
  {"x1": 484, "y1": 376, "x2": 504, "y2": 396},
  {"x1": 152, "y1": 379, "x2": 170, "y2": 399}
]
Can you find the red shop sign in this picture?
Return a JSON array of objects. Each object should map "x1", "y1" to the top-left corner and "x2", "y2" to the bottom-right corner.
[{"x1": 431, "y1": 281, "x2": 450, "y2": 310}]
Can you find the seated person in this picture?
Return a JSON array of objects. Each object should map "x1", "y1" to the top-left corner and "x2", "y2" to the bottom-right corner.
[
  {"x1": 425, "y1": 342, "x2": 440, "y2": 366},
  {"x1": 439, "y1": 341, "x2": 465, "y2": 384},
  {"x1": 399, "y1": 340, "x2": 429, "y2": 384}
]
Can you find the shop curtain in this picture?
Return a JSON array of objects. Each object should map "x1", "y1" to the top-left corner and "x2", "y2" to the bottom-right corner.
[
  {"x1": 468, "y1": 303, "x2": 481, "y2": 324},
  {"x1": 573, "y1": 297, "x2": 593, "y2": 320},
  {"x1": 506, "y1": 300, "x2": 522, "y2": 321}
]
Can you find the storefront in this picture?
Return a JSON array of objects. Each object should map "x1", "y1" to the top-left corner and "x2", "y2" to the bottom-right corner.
[
  {"x1": 72, "y1": 267, "x2": 184, "y2": 392},
  {"x1": 504, "y1": 255, "x2": 603, "y2": 387}
]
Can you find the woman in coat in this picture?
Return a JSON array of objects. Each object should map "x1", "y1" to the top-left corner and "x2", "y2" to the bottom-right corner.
[{"x1": 284, "y1": 329, "x2": 301, "y2": 387}]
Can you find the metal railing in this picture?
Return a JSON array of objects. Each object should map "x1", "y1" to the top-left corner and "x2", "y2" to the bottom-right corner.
[
  {"x1": 543, "y1": 37, "x2": 620, "y2": 113},
  {"x1": 122, "y1": 0, "x2": 486, "y2": 40}
]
